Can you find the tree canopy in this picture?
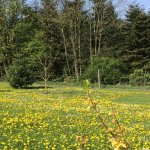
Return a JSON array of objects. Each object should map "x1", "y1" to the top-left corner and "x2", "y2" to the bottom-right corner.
[{"x1": 0, "y1": 0, "x2": 150, "y2": 86}]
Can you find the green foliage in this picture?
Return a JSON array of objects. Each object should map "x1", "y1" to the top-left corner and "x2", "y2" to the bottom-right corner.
[
  {"x1": 53, "y1": 67, "x2": 78, "y2": 84},
  {"x1": 82, "y1": 56, "x2": 128, "y2": 85},
  {"x1": 0, "y1": 0, "x2": 150, "y2": 85},
  {"x1": 63, "y1": 76, "x2": 76, "y2": 84},
  {"x1": 124, "y1": 12, "x2": 150, "y2": 70},
  {"x1": 129, "y1": 68, "x2": 150, "y2": 86},
  {"x1": 83, "y1": 79, "x2": 90, "y2": 91},
  {"x1": 6, "y1": 58, "x2": 36, "y2": 89},
  {"x1": 125, "y1": 3, "x2": 142, "y2": 24}
]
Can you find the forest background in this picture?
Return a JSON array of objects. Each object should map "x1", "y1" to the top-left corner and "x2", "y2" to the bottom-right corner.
[{"x1": 1, "y1": 0, "x2": 150, "y2": 87}]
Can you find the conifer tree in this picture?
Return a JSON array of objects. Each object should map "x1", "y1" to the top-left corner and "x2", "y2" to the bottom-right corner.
[
  {"x1": 120, "y1": 3, "x2": 144, "y2": 72},
  {"x1": 127, "y1": 13, "x2": 150, "y2": 70}
]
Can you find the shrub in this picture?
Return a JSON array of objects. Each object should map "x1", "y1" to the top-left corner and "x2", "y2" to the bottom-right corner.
[
  {"x1": 63, "y1": 76, "x2": 76, "y2": 84},
  {"x1": 129, "y1": 68, "x2": 150, "y2": 86},
  {"x1": 82, "y1": 56, "x2": 129, "y2": 85},
  {"x1": 7, "y1": 58, "x2": 36, "y2": 89}
]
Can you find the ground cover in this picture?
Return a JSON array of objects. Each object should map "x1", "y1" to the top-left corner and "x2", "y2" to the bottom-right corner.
[
  {"x1": 0, "y1": 82, "x2": 150, "y2": 149},
  {"x1": 34, "y1": 80, "x2": 150, "y2": 90}
]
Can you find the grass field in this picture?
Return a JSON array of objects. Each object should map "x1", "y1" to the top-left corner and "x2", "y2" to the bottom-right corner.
[{"x1": 0, "y1": 82, "x2": 150, "y2": 150}]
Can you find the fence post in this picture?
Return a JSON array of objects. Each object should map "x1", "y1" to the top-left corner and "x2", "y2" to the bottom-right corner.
[
  {"x1": 98, "y1": 69, "x2": 101, "y2": 89},
  {"x1": 144, "y1": 69, "x2": 146, "y2": 90}
]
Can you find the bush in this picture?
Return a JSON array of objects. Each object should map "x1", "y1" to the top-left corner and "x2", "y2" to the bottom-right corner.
[
  {"x1": 63, "y1": 76, "x2": 76, "y2": 84},
  {"x1": 129, "y1": 68, "x2": 150, "y2": 86},
  {"x1": 6, "y1": 58, "x2": 36, "y2": 89},
  {"x1": 82, "y1": 56, "x2": 129, "y2": 85}
]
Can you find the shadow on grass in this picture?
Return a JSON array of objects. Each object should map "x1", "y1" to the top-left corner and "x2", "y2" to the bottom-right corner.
[
  {"x1": 0, "y1": 90, "x2": 11, "y2": 92},
  {"x1": 21, "y1": 86, "x2": 45, "y2": 89},
  {"x1": 21, "y1": 86, "x2": 53, "y2": 89}
]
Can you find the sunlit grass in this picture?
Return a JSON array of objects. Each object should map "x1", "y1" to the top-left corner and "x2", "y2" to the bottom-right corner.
[{"x1": 0, "y1": 82, "x2": 150, "y2": 149}]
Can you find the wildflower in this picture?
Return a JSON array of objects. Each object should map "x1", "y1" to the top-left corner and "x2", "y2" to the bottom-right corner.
[
  {"x1": 107, "y1": 128, "x2": 114, "y2": 133},
  {"x1": 87, "y1": 106, "x2": 92, "y2": 111},
  {"x1": 111, "y1": 118, "x2": 116, "y2": 124},
  {"x1": 76, "y1": 136, "x2": 80, "y2": 141}
]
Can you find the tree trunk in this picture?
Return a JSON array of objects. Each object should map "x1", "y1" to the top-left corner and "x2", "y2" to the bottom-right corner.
[
  {"x1": 61, "y1": 28, "x2": 70, "y2": 75},
  {"x1": 77, "y1": 6, "x2": 81, "y2": 76},
  {"x1": 44, "y1": 78, "x2": 48, "y2": 94},
  {"x1": 98, "y1": 33, "x2": 102, "y2": 55},
  {"x1": 89, "y1": 0, "x2": 92, "y2": 65},
  {"x1": 98, "y1": 9, "x2": 104, "y2": 55},
  {"x1": 70, "y1": 22, "x2": 78, "y2": 82},
  {"x1": 94, "y1": 7, "x2": 97, "y2": 57},
  {"x1": 95, "y1": 11, "x2": 99, "y2": 56},
  {"x1": 97, "y1": 2, "x2": 100, "y2": 55},
  {"x1": 44, "y1": 67, "x2": 48, "y2": 94}
]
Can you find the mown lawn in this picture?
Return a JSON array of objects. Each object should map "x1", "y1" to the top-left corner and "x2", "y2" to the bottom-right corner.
[{"x1": 0, "y1": 82, "x2": 150, "y2": 150}]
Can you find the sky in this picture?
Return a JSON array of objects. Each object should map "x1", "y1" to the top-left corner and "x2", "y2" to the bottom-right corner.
[
  {"x1": 120, "y1": 0, "x2": 150, "y2": 17},
  {"x1": 136, "y1": 0, "x2": 150, "y2": 12},
  {"x1": 25, "y1": 0, "x2": 150, "y2": 19}
]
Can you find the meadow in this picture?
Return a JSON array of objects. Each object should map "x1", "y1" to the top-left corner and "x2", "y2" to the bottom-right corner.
[{"x1": 0, "y1": 82, "x2": 150, "y2": 150}]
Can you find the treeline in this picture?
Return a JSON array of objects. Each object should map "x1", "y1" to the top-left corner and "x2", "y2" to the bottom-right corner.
[{"x1": 0, "y1": 0, "x2": 150, "y2": 86}]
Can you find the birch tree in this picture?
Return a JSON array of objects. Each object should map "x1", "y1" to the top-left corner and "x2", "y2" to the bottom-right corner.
[
  {"x1": 86, "y1": 0, "x2": 125, "y2": 58},
  {"x1": 93, "y1": 0, "x2": 116, "y2": 55},
  {"x1": 60, "y1": 0, "x2": 85, "y2": 81},
  {"x1": 57, "y1": 0, "x2": 71, "y2": 75}
]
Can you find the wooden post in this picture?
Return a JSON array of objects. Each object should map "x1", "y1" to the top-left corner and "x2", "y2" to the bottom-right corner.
[
  {"x1": 98, "y1": 69, "x2": 101, "y2": 89},
  {"x1": 144, "y1": 69, "x2": 146, "y2": 90}
]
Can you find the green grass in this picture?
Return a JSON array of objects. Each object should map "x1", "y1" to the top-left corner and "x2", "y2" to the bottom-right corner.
[
  {"x1": 33, "y1": 80, "x2": 150, "y2": 90},
  {"x1": 1, "y1": 77, "x2": 150, "y2": 90},
  {"x1": 0, "y1": 82, "x2": 150, "y2": 149}
]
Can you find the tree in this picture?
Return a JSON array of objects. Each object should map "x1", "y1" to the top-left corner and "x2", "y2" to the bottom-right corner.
[
  {"x1": 58, "y1": 0, "x2": 86, "y2": 81},
  {"x1": 57, "y1": 0, "x2": 71, "y2": 75},
  {"x1": 87, "y1": 0, "x2": 93, "y2": 65},
  {"x1": 126, "y1": 13, "x2": 150, "y2": 70},
  {"x1": 125, "y1": 3, "x2": 142, "y2": 25},
  {"x1": 27, "y1": 0, "x2": 61, "y2": 93},
  {"x1": 112, "y1": 3, "x2": 144, "y2": 74},
  {"x1": 0, "y1": 0, "x2": 33, "y2": 77},
  {"x1": 6, "y1": 57, "x2": 36, "y2": 89},
  {"x1": 0, "y1": 0, "x2": 19, "y2": 76},
  {"x1": 90, "y1": 0, "x2": 118, "y2": 57}
]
